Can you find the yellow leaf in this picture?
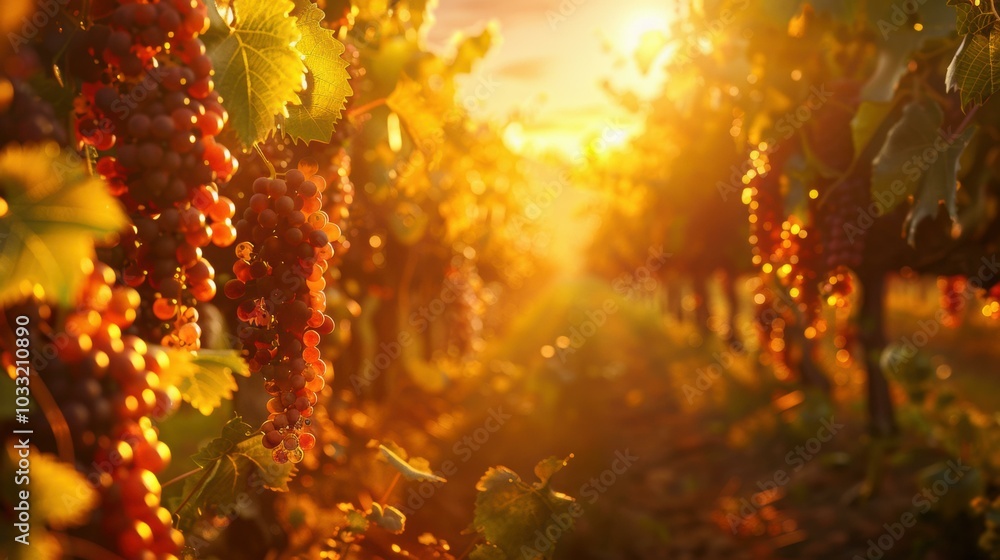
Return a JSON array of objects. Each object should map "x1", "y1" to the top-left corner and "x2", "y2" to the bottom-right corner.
[
  {"x1": 159, "y1": 348, "x2": 250, "y2": 415},
  {"x1": 207, "y1": 0, "x2": 306, "y2": 148},
  {"x1": 0, "y1": 143, "x2": 126, "y2": 307},
  {"x1": 283, "y1": 0, "x2": 353, "y2": 144},
  {"x1": 30, "y1": 452, "x2": 99, "y2": 529}
]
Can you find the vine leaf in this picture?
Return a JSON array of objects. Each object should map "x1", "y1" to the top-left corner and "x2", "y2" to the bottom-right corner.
[
  {"x1": 30, "y1": 452, "x2": 99, "y2": 528},
  {"x1": 282, "y1": 0, "x2": 353, "y2": 144},
  {"x1": 378, "y1": 443, "x2": 447, "y2": 482},
  {"x1": 205, "y1": 0, "x2": 305, "y2": 148},
  {"x1": 850, "y1": 101, "x2": 894, "y2": 157},
  {"x1": 905, "y1": 127, "x2": 975, "y2": 245},
  {"x1": 872, "y1": 100, "x2": 975, "y2": 245},
  {"x1": 367, "y1": 502, "x2": 406, "y2": 533},
  {"x1": 953, "y1": 0, "x2": 996, "y2": 36},
  {"x1": 233, "y1": 435, "x2": 296, "y2": 491},
  {"x1": 174, "y1": 454, "x2": 239, "y2": 532},
  {"x1": 946, "y1": 24, "x2": 1000, "y2": 107},
  {"x1": 0, "y1": 142, "x2": 126, "y2": 308},
  {"x1": 449, "y1": 23, "x2": 497, "y2": 75},
  {"x1": 472, "y1": 458, "x2": 577, "y2": 560},
  {"x1": 171, "y1": 417, "x2": 295, "y2": 532},
  {"x1": 533, "y1": 456, "x2": 569, "y2": 487},
  {"x1": 158, "y1": 348, "x2": 250, "y2": 415}
]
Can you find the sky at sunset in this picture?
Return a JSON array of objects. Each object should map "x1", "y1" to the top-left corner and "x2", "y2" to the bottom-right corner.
[{"x1": 425, "y1": 0, "x2": 680, "y2": 154}]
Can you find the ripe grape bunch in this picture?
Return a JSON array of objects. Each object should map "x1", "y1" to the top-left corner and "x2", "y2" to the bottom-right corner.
[
  {"x1": 819, "y1": 174, "x2": 870, "y2": 297},
  {"x1": 4, "y1": 262, "x2": 182, "y2": 559},
  {"x1": 227, "y1": 168, "x2": 341, "y2": 463},
  {"x1": 46, "y1": 0, "x2": 237, "y2": 350}
]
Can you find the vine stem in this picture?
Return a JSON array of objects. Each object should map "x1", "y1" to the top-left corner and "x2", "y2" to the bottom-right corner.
[
  {"x1": 347, "y1": 97, "x2": 387, "y2": 119},
  {"x1": 455, "y1": 538, "x2": 479, "y2": 560},
  {"x1": 254, "y1": 143, "x2": 276, "y2": 179},
  {"x1": 161, "y1": 466, "x2": 204, "y2": 488},
  {"x1": 377, "y1": 472, "x2": 401, "y2": 504},
  {"x1": 950, "y1": 103, "x2": 981, "y2": 142},
  {"x1": 30, "y1": 374, "x2": 75, "y2": 464},
  {"x1": 170, "y1": 462, "x2": 216, "y2": 517}
]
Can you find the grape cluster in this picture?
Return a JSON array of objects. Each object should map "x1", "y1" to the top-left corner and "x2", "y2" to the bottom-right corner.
[
  {"x1": 983, "y1": 284, "x2": 1000, "y2": 319},
  {"x1": 46, "y1": 0, "x2": 237, "y2": 348},
  {"x1": 820, "y1": 174, "x2": 869, "y2": 296},
  {"x1": 746, "y1": 157, "x2": 784, "y2": 270},
  {"x1": 0, "y1": 78, "x2": 69, "y2": 146},
  {"x1": 4, "y1": 262, "x2": 182, "y2": 559},
  {"x1": 227, "y1": 167, "x2": 341, "y2": 463},
  {"x1": 938, "y1": 275, "x2": 967, "y2": 328}
]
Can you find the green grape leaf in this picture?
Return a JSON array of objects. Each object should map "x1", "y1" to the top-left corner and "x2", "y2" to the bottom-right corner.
[
  {"x1": 850, "y1": 101, "x2": 895, "y2": 157},
  {"x1": 533, "y1": 456, "x2": 570, "y2": 487},
  {"x1": 954, "y1": 2, "x2": 996, "y2": 35},
  {"x1": 206, "y1": 0, "x2": 306, "y2": 148},
  {"x1": 173, "y1": 454, "x2": 240, "y2": 532},
  {"x1": 472, "y1": 462, "x2": 577, "y2": 560},
  {"x1": 946, "y1": 25, "x2": 1000, "y2": 107},
  {"x1": 173, "y1": 416, "x2": 296, "y2": 532},
  {"x1": 367, "y1": 502, "x2": 406, "y2": 533},
  {"x1": 190, "y1": 415, "x2": 255, "y2": 467},
  {"x1": 233, "y1": 436, "x2": 296, "y2": 491},
  {"x1": 904, "y1": 126, "x2": 975, "y2": 245},
  {"x1": 282, "y1": 0, "x2": 353, "y2": 144},
  {"x1": 158, "y1": 348, "x2": 250, "y2": 416},
  {"x1": 344, "y1": 506, "x2": 371, "y2": 533},
  {"x1": 872, "y1": 100, "x2": 975, "y2": 245},
  {"x1": 0, "y1": 143, "x2": 127, "y2": 308},
  {"x1": 378, "y1": 444, "x2": 447, "y2": 482}
]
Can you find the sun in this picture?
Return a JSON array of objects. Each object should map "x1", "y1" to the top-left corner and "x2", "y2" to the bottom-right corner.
[{"x1": 621, "y1": 8, "x2": 673, "y2": 51}]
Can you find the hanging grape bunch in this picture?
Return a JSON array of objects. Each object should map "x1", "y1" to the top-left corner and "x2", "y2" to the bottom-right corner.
[
  {"x1": 45, "y1": 0, "x2": 237, "y2": 351},
  {"x1": 227, "y1": 165, "x2": 341, "y2": 463},
  {"x1": 2, "y1": 261, "x2": 182, "y2": 559},
  {"x1": 819, "y1": 174, "x2": 870, "y2": 300}
]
